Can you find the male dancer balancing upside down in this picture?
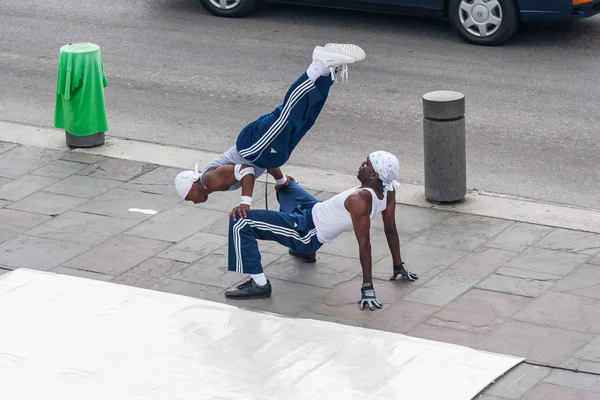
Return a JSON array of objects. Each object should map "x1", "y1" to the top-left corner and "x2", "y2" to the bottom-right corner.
[
  {"x1": 224, "y1": 151, "x2": 419, "y2": 310},
  {"x1": 174, "y1": 43, "x2": 366, "y2": 218}
]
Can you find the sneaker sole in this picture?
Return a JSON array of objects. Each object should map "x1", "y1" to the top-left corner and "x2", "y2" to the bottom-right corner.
[
  {"x1": 225, "y1": 293, "x2": 272, "y2": 299},
  {"x1": 313, "y1": 47, "x2": 358, "y2": 66},
  {"x1": 324, "y1": 43, "x2": 366, "y2": 61}
]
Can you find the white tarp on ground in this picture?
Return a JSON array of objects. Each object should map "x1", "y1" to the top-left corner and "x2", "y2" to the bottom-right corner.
[{"x1": 0, "y1": 269, "x2": 523, "y2": 400}]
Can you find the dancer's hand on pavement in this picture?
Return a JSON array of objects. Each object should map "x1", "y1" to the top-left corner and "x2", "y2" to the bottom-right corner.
[
  {"x1": 230, "y1": 204, "x2": 250, "y2": 221},
  {"x1": 389, "y1": 262, "x2": 419, "y2": 281},
  {"x1": 359, "y1": 282, "x2": 383, "y2": 311}
]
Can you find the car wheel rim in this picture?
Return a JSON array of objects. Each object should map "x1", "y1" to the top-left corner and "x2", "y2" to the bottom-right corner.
[
  {"x1": 458, "y1": 0, "x2": 503, "y2": 37},
  {"x1": 209, "y1": 0, "x2": 242, "y2": 10}
]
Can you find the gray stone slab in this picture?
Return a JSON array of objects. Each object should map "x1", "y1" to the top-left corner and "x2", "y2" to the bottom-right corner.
[
  {"x1": 152, "y1": 278, "x2": 226, "y2": 300},
  {"x1": 485, "y1": 364, "x2": 551, "y2": 400},
  {"x1": 121, "y1": 166, "x2": 184, "y2": 197},
  {"x1": 365, "y1": 300, "x2": 440, "y2": 334},
  {"x1": 0, "y1": 145, "x2": 64, "y2": 178},
  {"x1": 486, "y1": 222, "x2": 554, "y2": 252},
  {"x1": 0, "y1": 200, "x2": 9, "y2": 208},
  {"x1": 0, "y1": 174, "x2": 59, "y2": 201},
  {"x1": 77, "y1": 158, "x2": 156, "y2": 182},
  {"x1": 7, "y1": 192, "x2": 87, "y2": 216},
  {"x1": 317, "y1": 228, "x2": 392, "y2": 264},
  {"x1": 477, "y1": 266, "x2": 562, "y2": 298},
  {"x1": 51, "y1": 266, "x2": 115, "y2": 282},
  {"x1": 406, "y1": 323, "x2": 486, "y2": 348},
  {"x1": 0, "y1": 177, "x2": 11, "y2": 187},
  {"x1": 427, "y1": 288, "x2": 531, "y2": 334},
  {"x1": 125, "y1": 205, "x2": 226, "y2": 242},
  {"x1": 402, "y1": 273, "x2": 480, "y2": 307},
  {"x1": 372, "y1": 242, "x2": 467, "y2": 283},
  {"x1": 43, "y1": 174, "x2": 122, "y2": 199},
  {"x1": 552, "y1": 264, "x2": 600, "y2": 300},
  {"x1": 562, "y1": 358, "x2": 600, "y2": 375},
  {"x1": 505, "y1": 247, "x2": 590, "y2": 276},
  {"x1": 200, "y1": 214, "x2": 230, "y2": 237},
  {"x1": 448, "y1": 247, "x2": 518, "y2": 279},
  {"x1": 295, "y1": 311, "x2": 365, "y2": 328},
  {"x1": 0, "y1": 235, "x2": 91, "y2": 270},
  {"x1": 309, "y1": 276, "x2": 414, "y2": 323},
  {"x1": 169, "y1": 248, "x2": 282, "y2": 289},
  {"x1": 572, "y1": 335, "x2": 600, "y2": 363},
  {"x1": 112, "y1": 258, "x2": 188, "y2": 289},
  {"x1": 544, "y1": 370, "x2": 600, "y2": 394},
  {"x1": 0, "y1": 142, "x2": 17, "y2": 154},
  {"x1": 513, "y1": 291, "x2": 600, "y2": 334},
  {"x1": 478, "y1": 320, "x2": 594, "y2": 365},
  {"x1": 26, "y1": 211, "x2": 139, "y2": 246},
  {"x1": 156, "y1": 232, "x2": 227, "y2": 263},
  {"x1": 411, "y1": 213, "x2": 514, "y2": 251},
  {"x1": 0, "y1": 208, "x2": 53, "y2": 232},
  {"x1": 63, "y1": 234, "x2": 172, "y2": 275},
  {"x1": 535, "y1": 228, "x2": 600, "y2": 255},
  {"x1": 60, "y1": 152, "x2": 105, "y2": 164},
  {"x1": 74, "y1": 188, "x2": 181, "y2": 221},
  {"x1": 392, "y1": 204, "x2": 453, "y2": 238},
  {"x1": 522, "y1": 383, "x2": 600, "y2": 400},
  {"x1": 264, "y1": 252, "x2": 360, "y2": 289},
  {"x1": 31, "y1": 160, "x2": 87, "y2": 179},
  {"x1": 0, "y1": 227, "x2": 17, "y2": 244},
  {"x1": 590, "y1": 254, "x2": 600, "y2": 266}
]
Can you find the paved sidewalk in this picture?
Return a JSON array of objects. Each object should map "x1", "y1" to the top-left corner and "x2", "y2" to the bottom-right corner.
[{"x1": 1, "y1": 140, "x2": 600, "y2": 399}]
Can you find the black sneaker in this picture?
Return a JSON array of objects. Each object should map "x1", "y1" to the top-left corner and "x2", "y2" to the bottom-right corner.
[
  {"x1": 288, "y1": 249, "x2": 316, "y2": 263},
  {"x1": 224, "y1": 278, "x2": 272, "y2": 299}
]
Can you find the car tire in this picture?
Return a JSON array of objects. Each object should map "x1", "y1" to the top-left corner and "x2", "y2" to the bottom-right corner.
[
  {"x1": 198, "y1": 0, "x2": 264, "y2": 18},
  {"x1": 448, "y1": 0, "x2": 519, "y2": 46}
]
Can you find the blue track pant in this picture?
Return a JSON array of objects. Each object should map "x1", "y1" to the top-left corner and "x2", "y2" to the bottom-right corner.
[
  {"x1": 235, "y1": 73, "x2": 334, "y2": 169},
  {"x1": 228, "y1": 180, "x2": 323, "y2": 274}
]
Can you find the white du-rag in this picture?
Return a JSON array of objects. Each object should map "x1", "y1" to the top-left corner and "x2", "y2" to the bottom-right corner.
[
  {"x1": 369, "y1": 151, "x2": 399, "y2": 193},
  {"x1": 174, "y1": 163, "x2": 201, "y2": 199}
]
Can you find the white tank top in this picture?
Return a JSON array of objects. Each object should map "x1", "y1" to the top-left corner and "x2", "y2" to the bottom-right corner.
[{"x1": 312, "y1": 187, "x2": 388, "y2": 244}]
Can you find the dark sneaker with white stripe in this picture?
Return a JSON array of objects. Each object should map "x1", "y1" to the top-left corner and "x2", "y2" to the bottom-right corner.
[
  {"x1": 225, "y1": 278, "x2": 272, "y2": 299},
  {"x1": 289, "y1": 249, "x2": 316, "y2": 263}
]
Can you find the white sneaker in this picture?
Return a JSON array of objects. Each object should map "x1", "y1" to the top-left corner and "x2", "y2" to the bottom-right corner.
[{"x1": 312, "y1": 44, "x2": 365, "y2": 82}]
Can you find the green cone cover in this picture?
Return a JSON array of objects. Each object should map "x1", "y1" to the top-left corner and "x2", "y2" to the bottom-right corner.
[{"x1": 54, "y1": 43, "x2": 109, "y2": 136}]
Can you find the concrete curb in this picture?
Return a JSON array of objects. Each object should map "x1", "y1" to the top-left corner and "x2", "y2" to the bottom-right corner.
[{"x1": 2, "y1": 120, "x2": 600, "y2": 234}]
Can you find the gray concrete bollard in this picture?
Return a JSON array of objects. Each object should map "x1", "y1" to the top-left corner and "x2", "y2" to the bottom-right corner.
[{"x1": 422, "y1": 90, "x2": 466, "y2": 203}]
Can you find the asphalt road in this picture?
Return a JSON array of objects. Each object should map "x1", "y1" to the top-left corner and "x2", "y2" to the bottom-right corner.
[{"x1": 1, "y1": 0, "x2": 599, "y2": 208}]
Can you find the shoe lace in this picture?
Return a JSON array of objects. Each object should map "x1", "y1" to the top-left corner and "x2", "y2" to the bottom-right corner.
[
  {"x1": 329, "y1": 64, "x2": 349, "y2": 83},
  {"x1": 236, "y1": 280, "x2": 253, "y2": 290}
]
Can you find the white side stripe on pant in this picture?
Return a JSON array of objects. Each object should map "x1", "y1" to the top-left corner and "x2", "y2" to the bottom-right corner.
[
  {"x1": 238, "y1": 79, "x2": 314, "y2": 160},
  {"x1": 233, "y1": 218, "x2": 318, "y2": 274}
]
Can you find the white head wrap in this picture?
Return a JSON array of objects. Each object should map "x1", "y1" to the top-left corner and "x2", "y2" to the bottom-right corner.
[
  {"x1": 174, "y1": 163, "x2": 201, "y2": 199},
  {"x1": 369, "y1": 151, "x2": 399, "y2": 193}
]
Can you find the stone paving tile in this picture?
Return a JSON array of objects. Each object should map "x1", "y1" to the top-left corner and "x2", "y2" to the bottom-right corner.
[
  {"x1": 51, "y1": 266, "x2": 115, "y2": 282},
  {"x1": 0, "y1": 177, "x2": 12, "y2": 187},
  {"x1": 504, "y1": 247, "x2": 590, "y2": 276},
  {"x1": 0, "y1": 235, "x2": 91, "y2": 271},
  {"x1": 448, "y1": 247, "x2": 518, "y2": 279},
  {"x1": 63, "y1": 234, "x2": 172, "y2": 275},
  {"x1": 76, "y1": 158, "x2": 156, "y2": 182},
  {"x1": 120, "y1": 166, "x2": 184, "y2": 197},
  {"x1": 0, "y1": 145, "x2": 64, "y2": 178},
  {"x1": 43, "y1": 175, "x2": 122, "y2": 199},
  {"x1": 152, "y1": 278, "x2": 226, "y2": 300},
  {"x1": 552, "y1": 264, "x2": 600, "y2": 300},
  {"x1": 112, "y1": 258, "x2": 188, "y2": 289},
  {"x1": 0, "y1": 267, "x2": 10, "y2": 276},
  {"x1": 125, "y1": 205, "x2": 226, "y2": 243},
  {"x1": 521, "y1": 383, "x2": 600, "y2": 400},
  {"x1": 295, "y1": 311, "x2": 365, "y2": 328},
  {"x1": 365, "y1": 300, "x2": 440, "y2": 334},
  {"x1": 485, "y1": 222, "x2": 554, "y2": 253},
  {"x1": 484, "y1": 363, "x2": 552, "y2": 399},
  {"x1": 156, "y1": 231, "x2": 227, "y2": 263},
  {"x1": 0, "y1": 200, "x2": 9, "y2": 208},
  {"x1": 264, "y1": 252, "x2": 359, "y2": 289},
  {"x1": 317, "y1": 229, "x2": 392, "y2": 264},
  {"x1": 60, "y1": 152, "x2": 105, "y2": 164},
  {"x1": 392, "y1": 205, "x2": 453, "y2": 238},
  {"x1": 406, "y1": 323, "x2": 486, "y2": 348},
  {"x1": 562, "y1": 358, "x2": 600, "y2": 375},
  {"x1": 535, "y1": 229, "x2": 600, "y2": 256},
  {"x1": 309, "y1": 277, "x2": 414, "y2": 323},
  {"x1": 169, "y1": 248, "x2": 282, "y2": 289},
  {"x1": 31, "y1": 159, "x2": 87, "y2": 179},
  {"x1": 513, "y1": 291, "x2": 600, "y2": 334},
  {"x1": 590, "y1": 254, "x2": 600, "y2": 265},
  {"x1": 0, "y1": 142, "x2": 17, "y2": 154},
  {"x1": 543, "y1": 370, "x2": 600, "y2": 394},
  {"x1": 402, "y1": 273, "x2": 480, "y2": 307},
  {"x1": 7, "y1": 192, "x2": 87, "y2": 216},
  {"x1": 200, "y1": 214, "x2": 230, "y2": 237},
  {"x1": 571, "y1": 335, "x2": 600, "y2": 365},
  {"x1": 0, "y1": 208, "x2": 52, "y2": 235},
  {"x1": 26, "y1": 211, "x2": 139, "y2": 246},
  {"x1": 477, "y1": 266, "x2": 562, "y2": 298},
  {"x1": 478, "y1": 320, "x2": 594, "y2": 365},
  {"x1": 0, "y1": 174, "x2": 59, "y2": 201},
  {"x1": 411, "y1": 213, "x2": 514, "y2": 251},
  {"x1": 426, "y1": 288, "x2": 532, "y2": 334},
  {"x1": 372, "y1": 242, "x2": 467, "y2": 283},
  {"x1": 74, "y1": 188, "x2": 181, "y2": 221}
]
